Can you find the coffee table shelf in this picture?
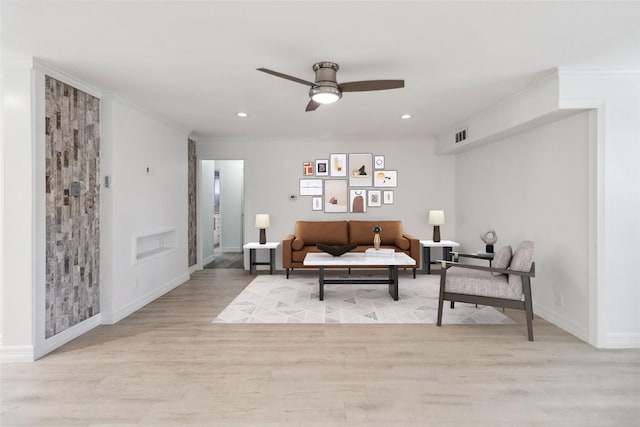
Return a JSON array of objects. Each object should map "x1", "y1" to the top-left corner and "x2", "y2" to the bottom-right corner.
[{"x1": 303, "y1": 252, "x2": 416, "y2": 301}]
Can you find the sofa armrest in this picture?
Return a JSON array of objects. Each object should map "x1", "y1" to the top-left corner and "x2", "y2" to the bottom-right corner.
[
  {"x1": 282, "y1": 234, "x2": 295, "y2": 268},
  {"x1": 403, "y1": 233, "x2": 420, "y2": 264}
]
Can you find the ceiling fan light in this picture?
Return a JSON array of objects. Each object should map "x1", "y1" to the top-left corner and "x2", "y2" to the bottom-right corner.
[
  {"x1": 312, "y1": 92, "x2": 340, "y2": 104},
  {"x1": 310, "y1": 86, "x2": 342, "y2": 104}
]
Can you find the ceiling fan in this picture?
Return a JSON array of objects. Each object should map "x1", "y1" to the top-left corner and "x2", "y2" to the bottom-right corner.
[{"x1": 257, "y1": 61, "x2": 404, "y2": 112}]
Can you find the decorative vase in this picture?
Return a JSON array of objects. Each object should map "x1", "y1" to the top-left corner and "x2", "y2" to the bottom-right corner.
[{"x1": 373, "y1": 233, "x2": 381, "y2": 250}]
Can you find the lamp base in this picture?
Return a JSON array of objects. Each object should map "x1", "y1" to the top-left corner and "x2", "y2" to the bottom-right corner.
[
  {"x1": 433, "y1": 225, "x2": 441, "y2": 243},
  {"x1": 259, "y1": 228, "x2": 266, "y2": 244},
  {"x1": 485, "y1": 244, "x2": 494, "y2": 253}
]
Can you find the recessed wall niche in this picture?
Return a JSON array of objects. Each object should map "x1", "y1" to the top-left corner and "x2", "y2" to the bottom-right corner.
[{"x1": 45, "y1": 76, "x2": 100, "y2": 338}]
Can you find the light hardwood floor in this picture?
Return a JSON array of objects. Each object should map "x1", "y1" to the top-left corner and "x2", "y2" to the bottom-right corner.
[{"x1": 2, "y1": 269, "x2": 639, "y2": 426}]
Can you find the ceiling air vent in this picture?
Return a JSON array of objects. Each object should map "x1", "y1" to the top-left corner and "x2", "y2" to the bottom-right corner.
[{"x1": 455, "y1": 128, "x2": 468, "y2": 143}]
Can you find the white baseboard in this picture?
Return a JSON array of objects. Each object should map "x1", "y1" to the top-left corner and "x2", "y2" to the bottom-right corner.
[
  {"x1": 34, "y1": 314, "x2": 102, "y2": 360},
  {"x1": 221, "y1": 246, "x2": 242, "y2": 253},
  {"x1": 1, "y1": 345, "x2": 35, "y2": 363},
  {"x1": 189, "y1": 263, "x2": 200, "y2": 274},
  {"x1": 101, "y1": 272, "x2": 190, "y2": 324},
  {"x1": 202, "y1": 254, "x2": 215, "y2": 266},
  {"x1": 601, "y1": 333, "x2": 640, "y2": 349},
  {"x1": 534, "y1": 303, "x2": 589, "y2": 344}
]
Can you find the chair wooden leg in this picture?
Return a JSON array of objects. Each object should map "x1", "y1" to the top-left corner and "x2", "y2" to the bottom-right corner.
[
  {"x1": 437, "y1": 269, "x2": 447, "y2": 326},
  {"x1": 450, "y1": 301, "x2": 455, "y2": 309},
  {"x1": 286, "y1": 268, "x2": 290, "y2": 279},
  {"x1": 523, "y1": 277, "x2": 534, "y2": 341}
]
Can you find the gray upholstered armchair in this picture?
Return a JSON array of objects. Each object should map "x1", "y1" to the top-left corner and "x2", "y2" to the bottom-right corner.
[{"x1": 436, "y1": 241, "x2": 536, "y2": 341}]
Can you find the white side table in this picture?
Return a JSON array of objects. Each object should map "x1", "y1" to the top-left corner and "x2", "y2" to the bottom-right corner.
[
  {"x1": 243, "y1": 242, "x2": 280, "y2": 275},
  {"x1": 420, "y1": 240, "x2": 460, "y2": 274}
]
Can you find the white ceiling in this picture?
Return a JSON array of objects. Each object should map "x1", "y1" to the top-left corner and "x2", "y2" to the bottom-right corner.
[{"x1": 3, "y1": 1, "x2": 640, "y2": 140}]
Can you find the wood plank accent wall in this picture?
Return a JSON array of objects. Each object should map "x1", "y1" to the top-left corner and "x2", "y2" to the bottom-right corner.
[
  {"x1": 188, "y1": 138, "x2": 197, "y2": 267},
  {"x1": 45, "y1": 76, "x2": 100, "y2": 338}
]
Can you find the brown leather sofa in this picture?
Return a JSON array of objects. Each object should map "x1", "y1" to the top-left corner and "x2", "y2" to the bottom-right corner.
[{"x1": 282, "y1": 220, "x2": 419, "y2": 278}]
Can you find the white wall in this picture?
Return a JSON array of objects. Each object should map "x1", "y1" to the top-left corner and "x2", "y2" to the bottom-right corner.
[
  {"x1": 218, "y1": 160, "x2": 244, "y2": 253},
  {"x1": 1, "y1": 58, "x2": 36, "y2": 361},
  {"x1": 100, "y1": 94, "x2": 190, "y2": 324},
  {"x1": 455, "y1": 111, "x2": 592, "y2": 340},
  {"x1": 437, "y1": 72, "x2": 561, "y2": 154},
  {"x1": 439, "y1": 68, "x2": 640, "y2": 348},
  {"x1": 2, "y1": 59, "x2": 109, "y2": 361},
  {"x1": 197, "y1": 137, "x2": 456, "y2": 270},
  {"x1": 559, "y1": 70, "x2": 640, "y2": 348},
  {"x1": 201, "y1": 160, "x2": 216, "y2": 265}
]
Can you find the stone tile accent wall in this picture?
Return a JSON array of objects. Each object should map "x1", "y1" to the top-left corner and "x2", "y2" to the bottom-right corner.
[
  {"x1": 45, "y1": 76, "x2": 100, "y2": 338},
  {"x1": 188, "y1": 138, "x2": 197, "y2": 266}
]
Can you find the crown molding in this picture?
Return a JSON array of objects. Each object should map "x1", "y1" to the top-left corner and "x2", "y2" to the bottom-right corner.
[
  {"x1": 558, "y1": 67, "x2": 640, "y2": 77},
  {"x1": 33, "y1": 58, "x2": 102, "y2": 98},
  {"x1": 101, "y1": 91, "x2": 191, "y2": 135}
]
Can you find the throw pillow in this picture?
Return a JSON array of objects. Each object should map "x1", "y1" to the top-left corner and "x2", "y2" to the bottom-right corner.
[
  {"x1": 394, "y1": 236, "x2": 411, "y2": 250},
  {"x1": 507, "y1": 241, "x2": 535, "y2": 297},
  {"x1": 292, "y1": 237, "x2": 305, "y2": 251},
  {"x1": 492, "y1": 245, "x2": 512, "y2": 276},
  {"x1": 509, "y1": 241, "x2": 534, "y2": 272}
]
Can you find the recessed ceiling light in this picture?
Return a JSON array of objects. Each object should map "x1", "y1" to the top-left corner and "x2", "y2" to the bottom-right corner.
[
  {"x1": 401, "y1": 114, "x2": 412, "y2": 119},
  {"x1": 236, "y1": 112, "x2": 248, "y2": 118}
]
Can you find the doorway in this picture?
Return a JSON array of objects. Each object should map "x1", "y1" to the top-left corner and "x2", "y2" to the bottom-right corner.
[{"x1": 200, "y1": 160, "x2": 244, "y2": 269}]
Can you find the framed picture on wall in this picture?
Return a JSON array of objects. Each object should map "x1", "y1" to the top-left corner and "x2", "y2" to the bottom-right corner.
[
  {"x1": 329, "y1": 153, "x2": 347, "y2": 177},
  {"x1": 383, "y1": 190, "x2": 394, "y2": 204},
  {"x1": 303, "y1": 162, "x2": 314, "y2": 176},
  {"x1": 348, "y1": 153, "x2": 373, "y2": 187},
  {"x1": 315, "y1": 159, "x2": 329, "y2": 176},
  {"x1": 350, "y1": 189, "x2": 367, "y2": 213},
  {"x1": 368, "y1": 190, "x2": 382, "y2": 207},
  {"x1": 324, "y1": 179, "x2": 348, "y2": 213},
  {"x1": 312, "y1": 196, "x2": 323, "y2": 211},
  {"x1": 373, "y1": 170, "x2": 398, "y2": 187},
  {"x1": 374, "y1": 155, "x2": 385, "y2": 169},
  {"x1": 299, "y1": 178, "x2": 323, "y2": 196}
]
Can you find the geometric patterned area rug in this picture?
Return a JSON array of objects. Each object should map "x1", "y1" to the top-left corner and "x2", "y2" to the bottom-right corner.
[{"x1": 213, "y1": 273, "x2": 515, "y2": 324}]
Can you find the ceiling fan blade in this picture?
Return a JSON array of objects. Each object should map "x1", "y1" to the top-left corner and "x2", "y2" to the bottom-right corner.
[
  {"x1": 305, "y1": 100, "x2": 321, "y2": 112},
  {"x1": 257, "y1": 68, "x2": 315, "y2": 87},
  {"x1": 340, "y1": 80, "x2": 405, "y2": 92}
]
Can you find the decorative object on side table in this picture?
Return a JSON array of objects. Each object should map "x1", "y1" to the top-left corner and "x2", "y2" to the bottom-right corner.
[
  {"x1": 428, "y1": 210, "x2": 445, "y2": 242},
  {"x1": 316, "y1": 243, "x2": 357, "y2": 257},
  {"x1": 373, "y1": 225, "x2": 382, "y2": 250},
  {"x1": 255, "y1": 214, "x2": 270, "y2": 244},
  {"x1": 480, "y1": 229, "x2": 498, "y2": 253}
]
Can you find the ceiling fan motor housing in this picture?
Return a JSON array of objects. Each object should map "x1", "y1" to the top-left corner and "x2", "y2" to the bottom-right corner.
[{"x1": 310, "y1": 62, "x2": 342, "y2": 102}]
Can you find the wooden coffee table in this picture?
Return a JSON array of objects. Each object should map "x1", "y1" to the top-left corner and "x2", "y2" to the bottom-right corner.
[{"x1": 303, "y1": 252, "x2": 416, "y2": 301}]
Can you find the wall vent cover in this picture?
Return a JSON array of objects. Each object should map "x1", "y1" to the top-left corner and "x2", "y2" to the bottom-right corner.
[{"x1": 455, "y1": 128, "x2": 468, "y2": 143}]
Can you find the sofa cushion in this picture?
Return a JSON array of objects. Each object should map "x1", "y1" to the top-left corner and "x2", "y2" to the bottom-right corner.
[
  {"x1": 491, "y1": 245, "x2": 512, "y2": 276},
  {"x1": 291, "y1": 237, "x2": 305, "y2": 251},
  {"x1": 446, "y1": 267, "x2": 522, "y2": 300},
  {"x1": 507, "y1": 241, "x2": 534, "y2": 297},
  {"x1": 349, "y1": 220, "x2": 403, "y2": 245},
  {"x1": 295, "y1": 221, "x2": 349, "y2": 245}
]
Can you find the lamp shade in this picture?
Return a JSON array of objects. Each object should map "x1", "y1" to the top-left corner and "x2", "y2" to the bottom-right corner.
[
  {"x1": 255, "y1": 214, "x2": 270, "y2": 228},
  {"x1": 428, "y1": 210, "x2": 445, "y2": 225}
]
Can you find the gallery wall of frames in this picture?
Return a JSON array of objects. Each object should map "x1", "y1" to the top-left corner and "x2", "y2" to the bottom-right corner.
[{"x1": 299, "y1": 153, "x2": 396, "y2": 213}]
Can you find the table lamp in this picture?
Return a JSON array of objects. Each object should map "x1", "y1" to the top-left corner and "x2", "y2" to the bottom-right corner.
[
  {"x1": 255, "y1": 214, "x2": 270, "y2": 244},
  {"x1": 428, "y1": 210, "x2": 445, "y2": 242}
]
